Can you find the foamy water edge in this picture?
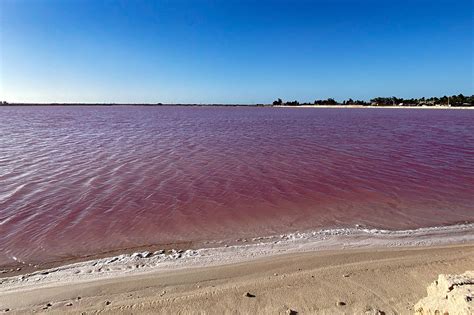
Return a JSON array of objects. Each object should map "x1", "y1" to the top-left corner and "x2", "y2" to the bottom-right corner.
[{"x1": 1, "y1": 223, "x2": 473, "y2": 293}]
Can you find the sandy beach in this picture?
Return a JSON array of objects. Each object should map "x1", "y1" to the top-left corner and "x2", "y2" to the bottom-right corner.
[
  {"x1": 1, "y1": 222, "x2": 473, "y2": 315},
  {"x1": 0, "y1": 243, "x2": 472, "y2": 314}
]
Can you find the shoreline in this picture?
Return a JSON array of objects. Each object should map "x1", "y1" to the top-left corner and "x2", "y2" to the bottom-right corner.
[
  {"x1": 275, "y1": 105, "x2": 474, "y2": 109},
  {"x1": 1, "y1": 243, "x2": 473, "y2": 314},
  {"x1": 1, "y1": 104, "x2": 473, "y2": 109},
  {"x1": 2, "y1": 221, "x2": 472, "y2": 278},
  {"x1": 2, "y1": 221, "x2": 473, "y2": 276},
  {"x1": 1, "y1": 223, "x2": 473, "y2": 291}
]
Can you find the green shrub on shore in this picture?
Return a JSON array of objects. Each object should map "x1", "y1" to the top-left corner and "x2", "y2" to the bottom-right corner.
[{"x1": 272, "y1": 94, "x2": 474, "y2": 107}]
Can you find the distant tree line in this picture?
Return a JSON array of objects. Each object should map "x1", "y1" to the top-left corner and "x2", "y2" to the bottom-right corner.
[
  {"x1": 2, "y1": 95, "x2": 473, "y2": 107},
  {"x1": 273, "y1": 94, "x2": 474, "y2": 107}
]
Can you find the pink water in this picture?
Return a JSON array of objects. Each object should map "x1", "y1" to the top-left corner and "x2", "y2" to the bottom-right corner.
[{"x1": 1, "y1": 106, "x2": 473, "y2": 267}]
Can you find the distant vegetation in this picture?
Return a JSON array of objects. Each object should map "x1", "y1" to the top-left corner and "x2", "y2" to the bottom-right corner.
[
  {"x1": 2, "y1": 95, "x2": 473, "y2": 107},
  {"x1": 273, "y1": 94, "x2": 474, "y2": 107}
]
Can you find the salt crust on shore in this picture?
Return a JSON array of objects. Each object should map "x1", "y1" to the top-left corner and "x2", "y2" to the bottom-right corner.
[
  {"x1": 415, "y1": 271, "x2": 473, "y2": 315},
  {"x1": 1, "y1": 223, "x2": 473, "y2": 293}
]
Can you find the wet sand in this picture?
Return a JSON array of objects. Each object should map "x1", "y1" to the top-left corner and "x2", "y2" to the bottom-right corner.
[{"x1": 1, "y1": 243, "x2": 473, "y2": 314}]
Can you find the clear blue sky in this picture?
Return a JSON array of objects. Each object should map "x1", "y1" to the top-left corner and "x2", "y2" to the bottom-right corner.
[{"x1": 0, "y1": 0, "x2": 472, "y2": 104}]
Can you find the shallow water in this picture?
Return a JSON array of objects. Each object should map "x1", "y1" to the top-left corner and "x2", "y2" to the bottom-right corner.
[{"x1": 0, "y1": 106, "x2": 473, "y2": 266}]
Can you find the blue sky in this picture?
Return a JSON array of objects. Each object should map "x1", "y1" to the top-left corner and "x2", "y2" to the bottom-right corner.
[{"x1": 0, "y1": 0, "x2": 472, "y2": 103}]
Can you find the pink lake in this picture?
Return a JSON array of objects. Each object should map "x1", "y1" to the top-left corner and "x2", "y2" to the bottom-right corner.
[{"x1": 0, "y1": 106, "x2": 473, "y2": 267}]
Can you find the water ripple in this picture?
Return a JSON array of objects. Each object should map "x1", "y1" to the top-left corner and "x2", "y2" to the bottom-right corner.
[{"x1": 0, "y1": 106, "x2": 473, "y2": 266}]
